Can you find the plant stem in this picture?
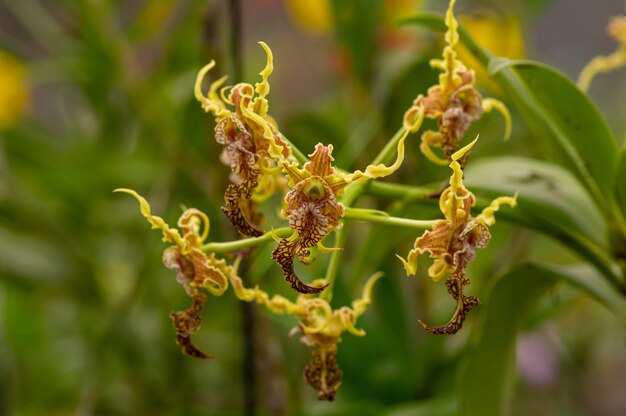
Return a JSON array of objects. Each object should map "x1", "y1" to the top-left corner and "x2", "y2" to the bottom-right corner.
[
  {"x1": 200, "y1": 227, "x2": 292, "y2": 253},
  {"x1": 367, "y1": 181, "x2": 435, "y2": 201},
  {"x1": 321, "y1": 222, "x2": 351, "y2": 302},
  {"x1": 278, "y1": 132, "x2": 308, "y2": 165},
  {"x1": 343, "y1": 207, "x2": 438, "y2": 229}
]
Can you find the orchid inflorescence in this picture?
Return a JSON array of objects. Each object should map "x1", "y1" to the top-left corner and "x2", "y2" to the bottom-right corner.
[{"x1": 117, "y1": 0, "x2": 516, "y2": 400}]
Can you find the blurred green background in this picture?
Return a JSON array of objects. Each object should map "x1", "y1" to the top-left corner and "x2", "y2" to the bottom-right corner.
[{"x1": 0, "y1": 0, "x2": 625, "y2": 415}]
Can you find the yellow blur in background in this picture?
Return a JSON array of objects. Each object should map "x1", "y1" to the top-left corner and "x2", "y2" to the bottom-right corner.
[
  {"x1": 458, "y1": 11, "x2": 526, "y2": 90},
  {"x1": 285, "y1": 0, "x2": 424, "y2": 34},
  {"x1": 0, "y1": 50, "x2": 28, "y2": 130}
]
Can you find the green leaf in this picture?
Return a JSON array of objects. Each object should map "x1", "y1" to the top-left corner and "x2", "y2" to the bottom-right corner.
[
  {"x1": 460, "y1": 263, "x2": 626, "y2": 416},
  {"x1": 617, "y1": 148, "x2": 626, "y2": 216},
  {"x1": 464, "y1": 156, "x2": 606, "y2": 245},
  {"x1": 488, "y1": 59, "x2": 619, "y2": 203},
  {"x1": 330, "y1": 0, "x2": 382, "y2": 85},
  {"x1": 464, "y1": 156, "x2": 626, "y2": 290},
  {"x1": 459, "y1": 264, "x2": 558, "y2": 416},
  {"x1": 552, "y1": 264, "x2": 626, "y2": 323},
  {"x1": 383, "y1": 397, "x2": 458, "y2": 416}
]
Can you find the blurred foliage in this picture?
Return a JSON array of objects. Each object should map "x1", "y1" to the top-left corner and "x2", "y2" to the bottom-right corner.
[{"x1": 0, "y1": 0, "x2": 625, "y2": 415}]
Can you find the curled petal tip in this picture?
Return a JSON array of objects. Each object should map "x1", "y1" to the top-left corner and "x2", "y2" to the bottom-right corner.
[
  {"x1": 395, "y1": 253, "x2": 416, "y2": 276},
  {"x1": 317, "y1": 240, "x2": 342, "y2": 253},
  {"x1": 194, "y1": 60, "x2": 217, "y2": 101},
  {"x1": 258, "y1": 41, "x2": 271, "y2": 53},
  {"x1": 482, "y1": 98, "x2": 512, "y2": 141}
]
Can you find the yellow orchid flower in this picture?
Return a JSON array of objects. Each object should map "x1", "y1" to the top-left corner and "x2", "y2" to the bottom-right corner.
[
  {"x1": 403, "y1": 0, "x2": 511, "y2": 165},
  {"x1": 115, "y1": 189, "x2": 232, "y2": 359},
  {"x1": 578, "y1": 14, "x2": 626, "y2": 91},
  {"x1": 397, "y1": 139, "x2": 516, "y2": 334},
  {"x1": 273, "y1": 128, "x2": 412, "y2": 294},
  {"x1": 230, "y1": 270, "x2": 382, "y2": 401},
  {"x1": 195, "y1": 42, "x2": 291, "y2": 237}
]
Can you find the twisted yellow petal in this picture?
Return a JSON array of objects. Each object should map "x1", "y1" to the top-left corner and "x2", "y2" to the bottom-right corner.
[
  {"x1": 194, "y1": 61, "x2": 230, "y2": 118},
  {"x1": 114, "y1": 188, "x2": 186, "y2": 249},
  {"x1": 482, "y1": 98, "x2": 512, "y2": 141},
  {"x1": 449, "y1": 137, "x2": 478, "y2": 194},
  {"x1": 345, "y1": 128, "x2": 411, "y2": 182},
  {"x1": 477, "y1": 193, "x2": 518, "y2": 226}
]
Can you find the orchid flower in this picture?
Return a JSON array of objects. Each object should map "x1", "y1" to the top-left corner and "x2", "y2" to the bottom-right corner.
[
  {"x1": 195, "y1": 42, "x2": 291, "y2": 237},
  {"x1": 230, "y1": 270, "x2": 382, "y2": 400},
  {"x1": 403, "y1": 0, "x2": 511, "y2": 165},
  {"x1": 272, "y1": 124, "x2": 415, "y2": 294},
  {"x1": 115, "y1": 189, "x2": 232, "y2": 358},
  {"x1": 397, "y1": 139, "x2": 516, "y2": 334}
]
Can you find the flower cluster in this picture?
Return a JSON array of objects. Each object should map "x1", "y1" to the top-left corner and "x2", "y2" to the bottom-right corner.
[
  {"x1": 118, "y1": 0, "x2": 518, "y2": 400},
  {"x1": 403, "y1": 0, "x2": 510, "y2": 166},
  {"x1": 115, "y1": 187, "x2": 382, "y2": 400}
]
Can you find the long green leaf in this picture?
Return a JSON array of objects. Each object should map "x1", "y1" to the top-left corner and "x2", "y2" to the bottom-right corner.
[
  {"x1": 488, "y1": 59, "x2": 618, "y2": 201},
  {"x1": 464, "y1": 156, "x2": 606, "y2": 245},
  {"x1": 460, "y1": 263, "x2": 626, "y2": 416},
  {"x1": 460, "y1": 264, "x2": 556, "y2": 416}
]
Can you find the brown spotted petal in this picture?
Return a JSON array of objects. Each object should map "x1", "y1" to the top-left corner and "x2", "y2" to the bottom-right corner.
[
  {"x1": 215, "y1": 115, "x2": 257, "y2": 181},
  {"x1": 304, "y1": 143, "x2": 335, "y2": 177},
  {"x1": 415, "y1": 220, "x2": 454, "y2": 259},
  {"x1": 170, "y1": 293, "x2": 213, "y2": 359},
  {"x1": 163, "y1": 247, "x2": 229, "y2": 296},
  {"x1": 214, "y1": 112, "x2": 266, "y2": 237},
  {"x1": 271, "y1": 239, "x2": 327, "y2": 294},
  {"x1": 419, "y1": 274, "x2": 479, "y2": 335},
  {"x1": 441, "y1": 87, "x2": 483, "y2": 144},
  {"x1": 272, "y1": 177, "x2": 343, "y2": 294},
  {"x1": 189, "y1": 250, "x2": 229, "y2": 296},
  {"x1": 461, "y1": 219, "x2": 492, "y2": 250},
  {"x1": 163, "y1": 246, "x2": 195, "y2": 296},
  {"x1": 418, "y1": 87, "x2": 446, "y2": 117},
  {"x1": 304, "y1": 345, "x2": 342, "y2": 401},
  {"x1": 162, "y1": 246, "x2": 228, "y2": 358},
  {"x1": 419, "y1": 226, "x2": 484, "y2": 335},
  {"x1": 285, "y1": 177, "x2": 344, "y2": 248},
  {"x1": 221, "y1": 170, "x2": 264, "y2": 237}
]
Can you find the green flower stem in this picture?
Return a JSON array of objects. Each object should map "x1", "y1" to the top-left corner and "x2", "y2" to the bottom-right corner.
[
  {"x1": 343, "y1": 207, "x2": 438, "y2": 229},
  {"x1": 200, "y1": 227, "x2": 292, "y2": 253},
  {"x1": 278, "y1": 132, "x2": 308, "y2": 165},
  {"x1": 367, "y1": 181, "x2": 435, "y2": 201},
  {"x1": 321, "y1": 221, "x2": 351, "y2": 302}
]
